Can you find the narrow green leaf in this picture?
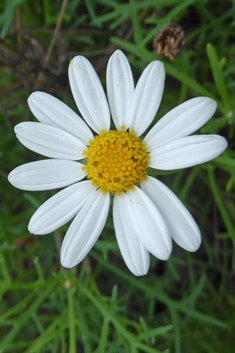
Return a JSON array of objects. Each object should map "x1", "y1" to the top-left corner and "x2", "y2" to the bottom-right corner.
[
  {"x1": 0, "y1": 0, "x2": 26, "y2": 38},
  {"x1": 206, "y1": 43, "x2": 232, "y2": 111}
]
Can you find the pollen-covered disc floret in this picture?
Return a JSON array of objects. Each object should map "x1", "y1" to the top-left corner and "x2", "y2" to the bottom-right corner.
[{"x1": 82, "y1": 129, "x2": 149, "y2": 194}]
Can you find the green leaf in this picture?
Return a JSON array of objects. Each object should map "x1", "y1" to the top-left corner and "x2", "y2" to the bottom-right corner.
[
  {"x1": 206, "y1": 43, "x2": 232, "y2": 111},
  {"x1": 0, "y1": 0, "x2": 26, "y2": 38}
]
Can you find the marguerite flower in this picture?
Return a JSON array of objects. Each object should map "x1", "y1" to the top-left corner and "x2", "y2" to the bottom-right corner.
[{"x1": 8, "y1": 50, "x2": 227, "y2": 276}]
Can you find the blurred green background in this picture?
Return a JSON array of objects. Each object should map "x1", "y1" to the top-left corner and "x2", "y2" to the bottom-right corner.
[{"x1": 0, "y1": 0, "x2": 235, "y2": 352}]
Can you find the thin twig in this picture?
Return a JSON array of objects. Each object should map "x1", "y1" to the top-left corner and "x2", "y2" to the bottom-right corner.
[
  {"x1": 16, "y1": 7, "x2": 30, "y2": 94},
  {"x1": 34, "y1": 0, "x2": 69, "y2": 89}
]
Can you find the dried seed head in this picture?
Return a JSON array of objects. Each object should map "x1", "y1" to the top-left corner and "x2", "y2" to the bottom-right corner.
[{"x1": 153, "y1": 23, "x2": 186, "y2": 60}]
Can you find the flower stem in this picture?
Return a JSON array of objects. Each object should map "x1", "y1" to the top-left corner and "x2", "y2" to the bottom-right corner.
[{"x1": 68, "y1": 285, "x2": 76, "y2": 353}]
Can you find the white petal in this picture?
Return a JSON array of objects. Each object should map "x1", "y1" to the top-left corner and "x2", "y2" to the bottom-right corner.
[
  {"x1": 149, "y1": 135, "x2": 228, "y2": 170},
  {"x1": 28, "y1": 92, "x2": 93, "y2": 145},
  {"x1": 144, "y1": 97, "x2": 217, "y2": 151},
  {"x1": 60, "y1": 190, "x2": 110, "y2": 268},
  {"x1": 69, "y1": 56, "x2": 110, "y2": 133},
  {"x1": 28, "y1": 181, "x2": 96, "y2": 235},
  {"x1": 113, "y1": 194, "x2": 150, "y2": 276},
  {"x1": 128, "y1": 61, "x2": 165, "y2": 137},
  {"x1": 15, "y1": 122, "x2": 86, "y2": 160},
  {"x1": 124, "y1": 187, "x2": 172, "y2": 260},
  {"x1": 106, "y1": 50, "x2": 134, "y2": 131},
  {"x1": 141, "y1": 177, "x2": 201, "y2": 251},
  {"x1": 8, "y1": 159, "x2": 87, "y2": 191}
]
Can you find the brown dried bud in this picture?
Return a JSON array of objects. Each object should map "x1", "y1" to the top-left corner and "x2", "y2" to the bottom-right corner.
[{"x1": 153, "y1": 23, "x2": 186, "y2": 60}]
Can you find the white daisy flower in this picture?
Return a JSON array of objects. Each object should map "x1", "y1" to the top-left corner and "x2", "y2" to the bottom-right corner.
[{"x1": 8, "y1": 50, "x2": 227, "y2": 276}]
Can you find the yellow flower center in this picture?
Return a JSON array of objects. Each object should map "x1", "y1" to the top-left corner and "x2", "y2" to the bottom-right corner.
[{"x1": 82, "y1": 129, "x2": 149, "y2": 195}]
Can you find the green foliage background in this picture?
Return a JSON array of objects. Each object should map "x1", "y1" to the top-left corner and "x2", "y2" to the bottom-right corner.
[{"x1": 0, "y1": 0, "x2": 235, "y2": 352}]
